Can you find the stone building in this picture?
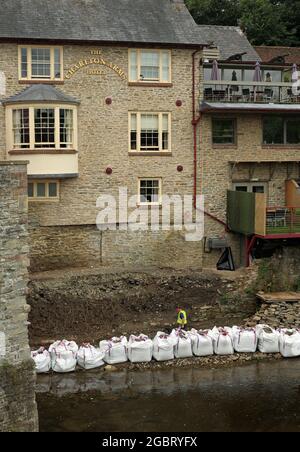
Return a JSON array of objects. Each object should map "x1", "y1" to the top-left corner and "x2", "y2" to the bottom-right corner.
[
  {"x1": 0, "y1": 0, "x2": 207, "y2": 271},
  {"x1": 0, "y1": 1, "x2": 299, "y2": 272},
  {"x1": 199, "y1": 26, "x2": 300, "y2": 267}
]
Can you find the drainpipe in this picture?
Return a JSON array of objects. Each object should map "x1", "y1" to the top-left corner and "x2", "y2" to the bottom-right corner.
[
  {"x1": 192, "y1": 50, "x2": 227, "y2": 229},
  {"x1": 192, "y1": 49, "x2": 201, "y2": 207}
]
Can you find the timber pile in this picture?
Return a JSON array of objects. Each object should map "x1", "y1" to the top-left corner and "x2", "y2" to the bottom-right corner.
[{"x1": 256, "y1": 292, "x2": 300, "y2": 304}]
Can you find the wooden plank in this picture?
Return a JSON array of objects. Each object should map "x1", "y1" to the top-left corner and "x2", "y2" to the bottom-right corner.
[
  {"x1": 286, "y1": 179, "x2": 300, "y2": 208},
  {"x1": 254, "y1": 193, "x2": 266, "y2": 236},
  {"x1": 257, "y1": 291, "x2": 300, "y2": 304}
]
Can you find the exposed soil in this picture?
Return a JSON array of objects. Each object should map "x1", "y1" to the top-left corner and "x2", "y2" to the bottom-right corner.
[{"x1": 27, "y1": 266, "x2": 258, "y2": 347}]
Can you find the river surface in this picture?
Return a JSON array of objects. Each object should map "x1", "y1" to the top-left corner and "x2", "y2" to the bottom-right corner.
[{"x1": 37, "y1": 359, "x2": 300, "y2": 432}]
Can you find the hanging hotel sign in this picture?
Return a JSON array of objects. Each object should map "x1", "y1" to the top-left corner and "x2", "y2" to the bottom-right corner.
[{"x1": 65, "y1": 50, "x2": 127, "y2": 81}]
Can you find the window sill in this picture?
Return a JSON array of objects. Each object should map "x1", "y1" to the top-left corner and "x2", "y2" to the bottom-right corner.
[
  {"x1": 129, "y1": 151, "x2": 172, "y2": 156},
  {"x1": 28, "y1": 198, "x2": 60, "y2": 203},
  {"x1": 137, "y1": 204, "x2": 162, "y2": 208},
  {"x1": 212, "y1": 144, "x2": 237, "y2": 148},
  {"x1": 9, "y1": 149, "x2": 78, "y2": 155},
  {"x1": 19, "y1": 80, "x2": 64, "y2": 85},
  {"x1": 262, "y1": 144, "x2": 300, "y2": 149},
  {"x1": 128, "y1": 82, "x2": 173, "y2": 88}
]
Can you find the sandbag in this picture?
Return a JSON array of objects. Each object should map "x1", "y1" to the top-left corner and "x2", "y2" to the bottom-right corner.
[
  {"x1": 189, "y1": 329, "x2": 214, "y2": 357},
  {"x1": 170, "y1": 329, "x2": 193, "y2": 359},
  {"x1": 152, "y1": 332, "x2": 175, "y2": 362},
  {"x1": 128, "y1": 334, "x2": 153, "y2": 363},
  {"x1": 31, "y1": 347, "x2": 51, "y2": 373},
  {"x1": 211, "y1": 327, "x2": 234, "y2": 355},
  {"x1": 256, "y1": 325, "x2": 280, "y2": 354},
  {"x1": 77, "y1": 344, "x2": 105, "y2": 370},
  {"x1": 49, "y1": 340, "x2": 78, "y2": 373},
  {"x1": 99, "y1": 336, "x2": 128, "y2": 364},
  {"x1": 279, "y1": 329, "x2": 300, "y2": 358},
  {"x1": 232, "y1": 327, "x2": 258, "y2": 353}
]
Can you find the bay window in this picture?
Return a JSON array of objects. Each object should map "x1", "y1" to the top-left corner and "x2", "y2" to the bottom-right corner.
[
  {"x1": 129, "y1": 112, "x2": 171, "y2": 152},
  {"x1": 12, "y1": 109, "x2": 30, "y2": 148},
  {"x1": 8, "y1": 106, "x2": 76, "y2": 150},
  {"x1": 19, "y1": 46, "x2": 63, "y2": 81},
  {"x1": 129, "y1": 49, "x2": 171, "y2": 83}
]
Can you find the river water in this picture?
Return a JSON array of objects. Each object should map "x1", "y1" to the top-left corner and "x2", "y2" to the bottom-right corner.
[{"x1": 37, "y1": 359, "x2": 300, "y2": 432}]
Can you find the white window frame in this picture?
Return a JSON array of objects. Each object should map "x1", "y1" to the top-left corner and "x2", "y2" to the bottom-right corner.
[
  {"x1": 129, "y1": 112, "x2": 171, "y2": 153},
  {"x1": 138, "y1": 178, "x2": 162, "y2": 206},
  {"x1": 6, "y1": 104, "x2": 78, "y2": 151},
  {"x1": 28, "y1": 180, "x2": 60, "y2": 202},
  {"x1": 18, "y1": 46, "x2": 64, "y2": 81},
  {"x1": 128, "y1": 49, "x2": 171, "y2": 83},
  {"x1": 233, "y1": 182, "x2": 268, "y2": 195}
]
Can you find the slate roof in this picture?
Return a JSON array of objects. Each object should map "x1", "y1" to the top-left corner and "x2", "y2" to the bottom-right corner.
[
  {"x1": 0, "y1": 0, "x2": 203, "y2": 47},
  {"x1": 197, "y1": 26, "x2": 261, "y2": 62},
  {"x1": 255, "y1": 46, "x2": 300, "y2": 65},
  {"x1": 2, "y1": 84, "x2": 80, "y2": 105}
]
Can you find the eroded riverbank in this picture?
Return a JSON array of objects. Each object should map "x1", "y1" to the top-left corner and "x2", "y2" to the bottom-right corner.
[{"x1": 37, "y1": 359, "x2": 300, "y2": 432}]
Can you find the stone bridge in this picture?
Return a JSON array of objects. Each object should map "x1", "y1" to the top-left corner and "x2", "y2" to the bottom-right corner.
[{"x1": 0, "y1": 161, "x2": 38, "y2": 432}]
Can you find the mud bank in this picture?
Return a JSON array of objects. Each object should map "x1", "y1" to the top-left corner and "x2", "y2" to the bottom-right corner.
[{"x1": 27, "y1": 268, "x2": 258, "y2": 346}]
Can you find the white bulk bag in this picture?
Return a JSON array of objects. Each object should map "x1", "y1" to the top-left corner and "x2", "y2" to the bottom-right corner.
[
  {"x1": 256, "y1": 325, "x2": 280, "y2": 353},
  {"x1": 49, "y1": 340, "x2": 78, "y2": 373},
  {"x1": 153, "y1": 332, "x2": 174, "y2": 362},
  {"x1": 31, "y1": 347, "x2": 51, "y2": 373},
  {"x1": 77, "y1": 344, "x2": 105, "y2": 370},
  {"x1": 190, "y1": 329, "x2": 214, "y2": 357},
  {"x1": 128, "y1": 334, "x2": 153, "y2": 363},
  {"x1": 170, "y1": 329, "x2": 193, "y2": 359},
  {"x1": 212, "y1": 328, "x2": 234, "y2": 355},
  {"x1": 232, "y1": 327, "x2": 258, "y2": 353},
  {"x1": 279, "y1": 329, "x2": 300, "y2": 358},
  {"x1": 99, "y1": 336, "x2": 128, "y2": 364}
]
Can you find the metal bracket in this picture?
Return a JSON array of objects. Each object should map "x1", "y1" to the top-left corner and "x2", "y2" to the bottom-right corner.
[
  {"x1": 249, "y1": 163, "x2": 256, "y2": 180},
  {"x1": 269, "y1": 162, "x2": 277, "y2": 181}
]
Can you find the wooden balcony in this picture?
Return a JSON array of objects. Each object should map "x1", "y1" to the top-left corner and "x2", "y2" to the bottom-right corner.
[
  {"x1": 203, "y1": 81, "x2": 300, "y2": 104},
  {"x1": 227, "y1": 190, "x2": 300, "y2": 237}
]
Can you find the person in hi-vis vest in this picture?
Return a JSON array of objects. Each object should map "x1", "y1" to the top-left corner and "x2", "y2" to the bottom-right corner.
[{"x1": 176, "y1": 307, "x2": 187, "y2": 330}]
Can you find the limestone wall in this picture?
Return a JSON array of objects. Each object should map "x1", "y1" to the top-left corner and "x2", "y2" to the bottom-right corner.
[{"x1": 0, "y1": 161, "x2": 38, "y2": 432}]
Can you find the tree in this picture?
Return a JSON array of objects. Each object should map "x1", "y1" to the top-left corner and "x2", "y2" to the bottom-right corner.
[
  {"x1": 185, "y1": 0, "x2": 241, "y2": 26},
  {"x1": 275, "y1": 0, "x2": 300, "y2": 45},
  {"x1": 185, "y1": 0, "x2": 300, "y2": 46},
  {"x1": 239, "y1": 0, "x2": 287, "y2": 45}
]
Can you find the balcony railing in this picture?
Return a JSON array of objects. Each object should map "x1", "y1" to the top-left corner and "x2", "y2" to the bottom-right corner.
[
  {"x1": 266, "y1": 206, "x2": 300, "y2": 234},
  {"x1": 203, "y1": 81, "x2": 300, "y2": 104}
]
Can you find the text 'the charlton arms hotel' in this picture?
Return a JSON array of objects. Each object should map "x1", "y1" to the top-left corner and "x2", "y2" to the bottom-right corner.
[{"x1": 1, "y1": 0, "x2": 300, "y2": 272}]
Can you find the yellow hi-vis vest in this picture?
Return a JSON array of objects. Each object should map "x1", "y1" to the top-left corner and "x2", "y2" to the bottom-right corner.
[{"x1": 177, "y1": 310, "x2": 187, "y2": 326}]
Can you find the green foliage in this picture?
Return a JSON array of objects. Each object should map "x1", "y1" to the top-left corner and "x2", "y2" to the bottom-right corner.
[
  {"x1": 186, "y1": 0, "x2": 241, "y2": 26},
  {"x1": 186, "y1": 0, "x2": 300, "y2": 46},
  {"x1": 294, "y1": 277, "x2": 300, "y2": 292}
]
